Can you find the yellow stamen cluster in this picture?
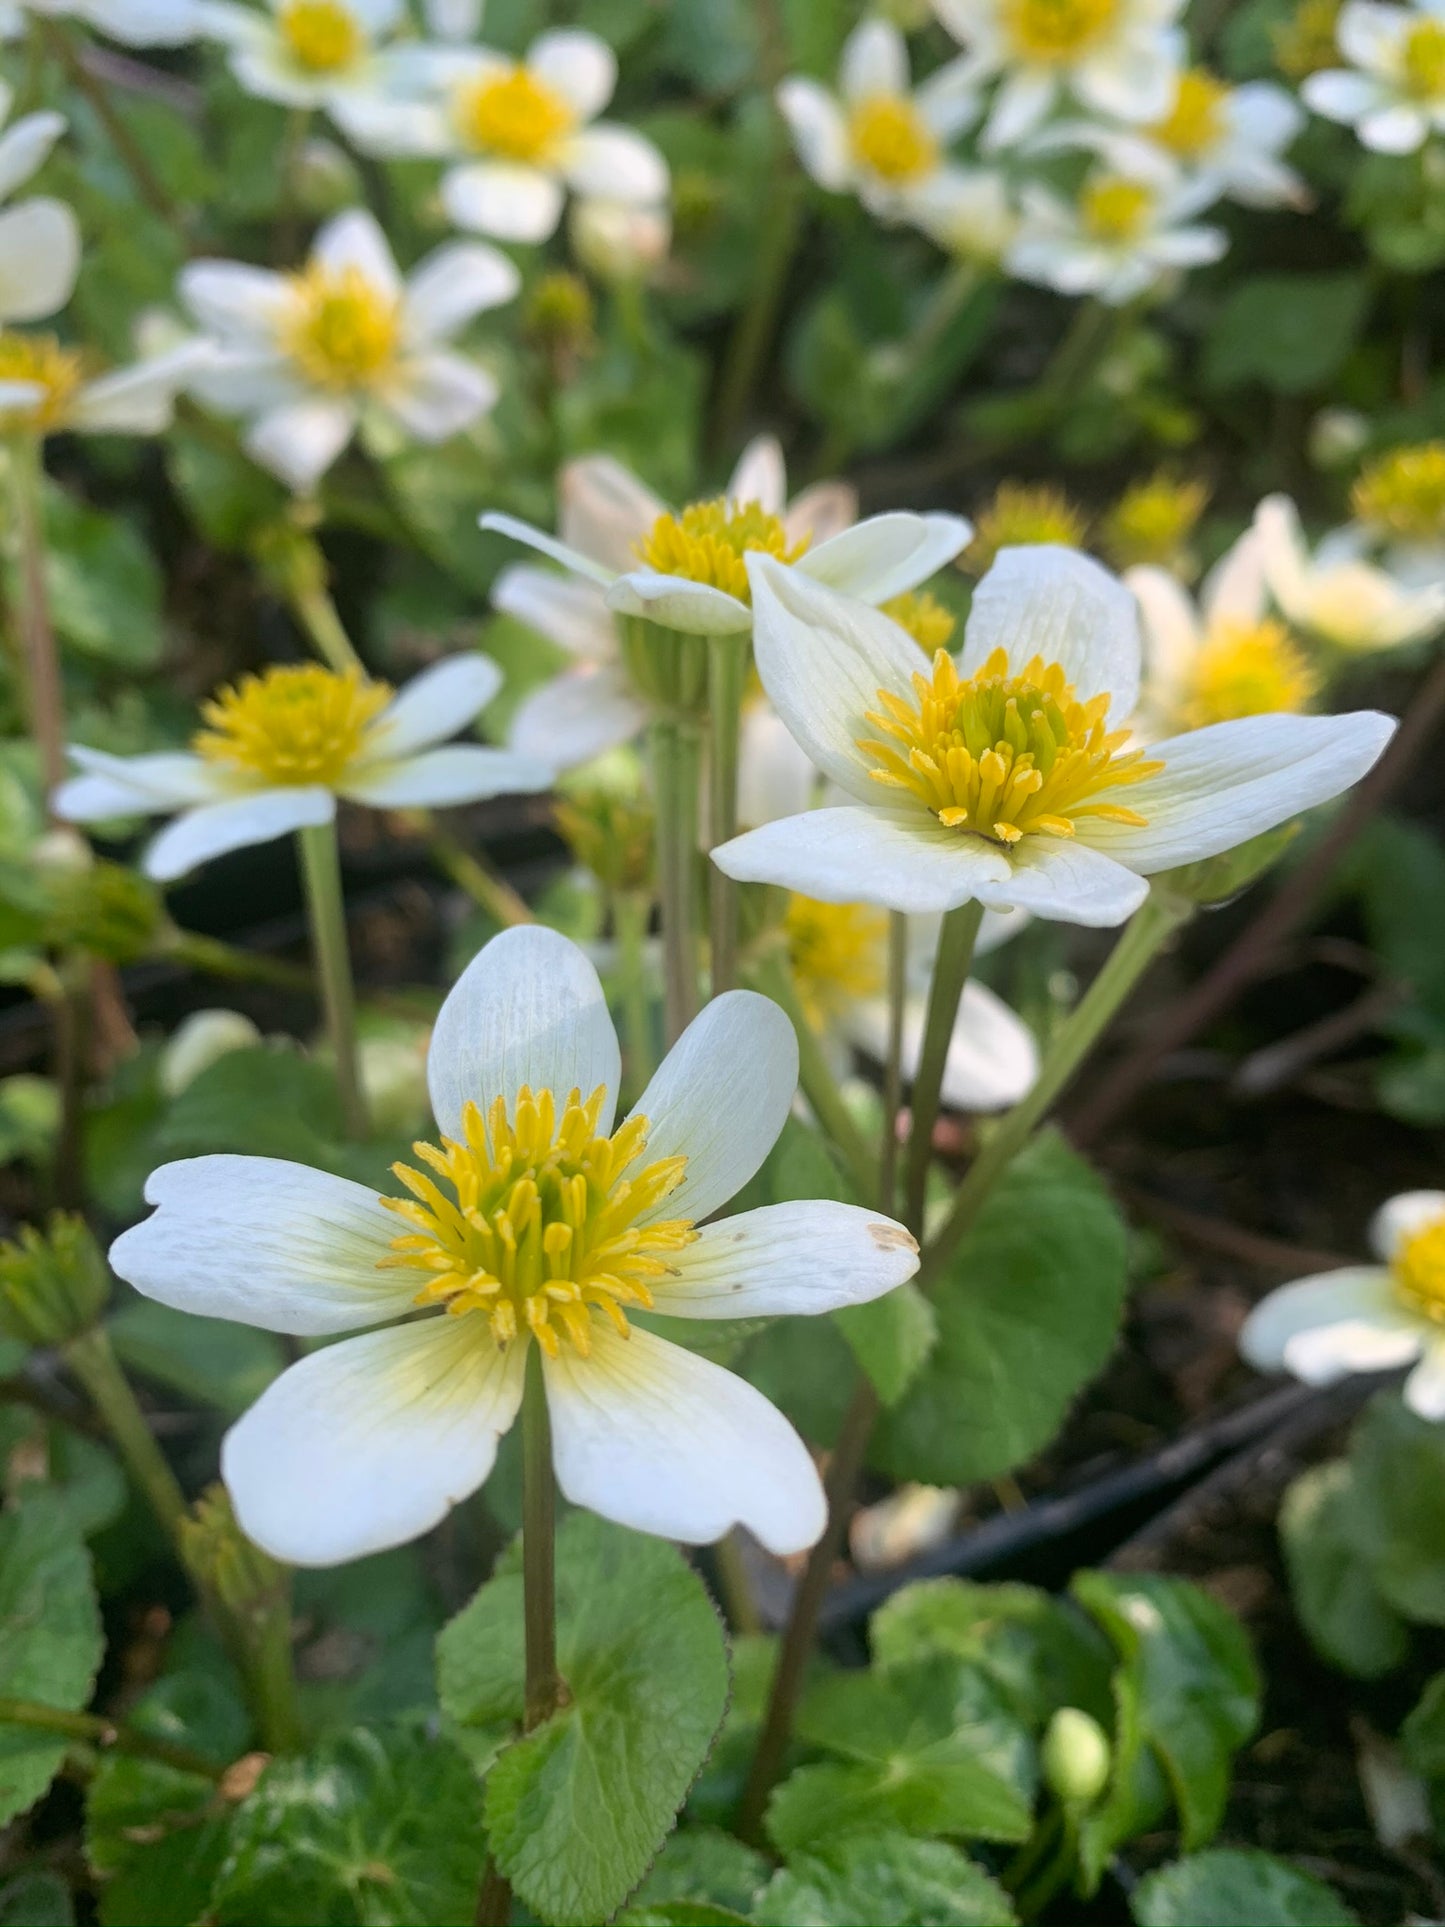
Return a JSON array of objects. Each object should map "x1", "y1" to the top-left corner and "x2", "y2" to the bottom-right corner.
[
  {"x1": 966, "y1": 483, "x2": 1088, "y2": 574},
  {"x1": 1271, "y1": 0, "x2": 1341, "y2": 79},
  {"x1": 635, "y1": 498, "x2": 810, "y2": 602},
  {"x1": 281, "y1": 261, "x2": 401, "y2": 391},
  {"x1": 1151, "y1": 69, "x2": 1229, "y2": 158},
  {"x1": 1080, "y1": 174, "x2": 1155, "y2": 244},
  {"x1": 882, "y1": 589, "x2": 957, "y2": 653},
  {"x1": 858, "y1": 645, "x2": 1162, "y2": 846},
  {"x1": 0, "y1": 332, "x2": 86, "y2": 433},
  {"x1": 784, "y1": 895, "x2": 888, "y2": 1032},
  {"x1": 1401, "y1": 17, "x2": 1445, "y2": 101},
  {"x1": 1101, "y1": 471, "x2": 1209, "y2": 570},
  {"x1": 1351, "y1": 442, "x2": 1445, "y2": 543},
  {"x1": 455, "y1": 65, "x2": 576, "y2": 162},
  {"x1": 1393, "y1": 1214, "x2": 1445, "y2": 1323},
  {"x1": 1178, "y1": 619, "x2": 1319, "y2": 730},
  {"x1": 847, "y1": 95, "x2": 938, "y2": 184},
  {"x1": 1002, "y1": 0, "x2": 1119, "y2": 61},
  {"x1": 381, "y1": 1086, "x2": 695, "y2": 1358},
  {"x1": 193, "y1": 663, "x2": 391, "y2": 787},
  {"x1": 278, "y1": 0, "x2": 363, "y2": 73}
]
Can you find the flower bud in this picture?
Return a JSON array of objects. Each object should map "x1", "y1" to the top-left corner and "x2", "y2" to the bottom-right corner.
[
  {"x1": 0, "y1": 1214, "x2": 109, "y2": 1348},
  {"x1": 555, "y1": 782, "x2": 656, "y2": 897},
  {"x1": 1042, "y1": 1707, "x2": 1112, "y2": 1808},
  {"x1": 523, "y1": 272, "x2": 596, "y2": 378},
  {"x1": 359, "y1": 1032, "x2": 430, "y2": 1137},
  {"x1": 1162, "y1": 821, "x2": 1299, "y2": 907},
  {"x1": 292, "y1": 137, "x2": 362, "y2": 217},
  {"x1": 160, "y1": 1009, "x2": 263, "y2": 1098},
  {"x1": 44, "y1": 860, "x2": 164, "y2": 964},
  {"x1": 570, "y1": 198, "x2": 671, "y2": 284},
  {"x1": 179, "y1": 1484, "x2": 285, "y2": 1616},
  {"x1": 1310, "y1": 407, "x2": 1370, "y2": 472}
]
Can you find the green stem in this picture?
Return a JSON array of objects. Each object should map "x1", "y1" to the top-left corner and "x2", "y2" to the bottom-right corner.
[
  {"x1": 165, "y1": 926, "x2": 315, "y2": 996},
  {"x1": 62, "y1": 1326, "x2": 187, "y2": 1541},
  {"x1": 706, "y1": 638, "x2": 747, "y2": 996},
  {"x1": 296, "y1": 820, "x2": 368, "y2": 1140},
  {"x1": 613, "y1": 888, "x2": 655, "y2": 1096},
  {"x1": 424, "y1": 821, "x2": 533, "y2": 927},
  {"x1": 291, "y1": 578, "x2": 362, "y2": 675},
  {"x1": 879, "y1": 913, "x2": 908, "y2": 1219},
  {"x1": 0, "y1": 1697, "x2": 226, "y2": 1782},
  {"x1": 712, "y1": 1532, "x2": 760, "y2": 1636},
  {"x1": 752, "y1": 952, "x2": 875, "y2": 1203},
  {"x1": 240, "y1": 1591, "x2": 303, "y2": 1755},
  {"x1": 921, "y1": 889, "x2": 1193, "y2": 1284},
  {"x1": 6, "y1": 433, "x2": 63, "y2": 801},
  {"x1": 649, "y1": 715, "x2": 702, "y2": 1046},
  {"x1": 903, "y1": 900, "x2": 983, "y2": 1233},
  {"x1": 521, "y1": 1348, "x2": 561, "y2": 1732}
]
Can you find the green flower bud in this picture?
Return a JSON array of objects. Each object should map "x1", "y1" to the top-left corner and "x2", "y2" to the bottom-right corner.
[
  {"x1": 523, "y1": 271, "x2": 596, "y2": 378},
  {"x1": 0, "y1": 1214, "x2": 109, "y2": 1348},
  {"x1": 44, "y1": 859, "x2": 164, "y2": 964},
  {"x1": 554, "y1": 783, "x2": 656, "y2": 897},
  {"x1": 179, "y1": 1484, "x2": 285, "y2": 1617},
  {"x1": 1162, "y1": 822, "x2": 1300, "y2": 907},
  {"x1": 1041, "y1": 1707, "x2": 1112, "y2": 1808}
]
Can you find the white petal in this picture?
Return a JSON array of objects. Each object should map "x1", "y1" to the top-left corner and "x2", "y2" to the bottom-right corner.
[
  {"x1": 0, "y1": 198, "x2": 78, "y2": 323},
  {"x1": 342, "y1": 744, "x2": 549, "y2": 808},
  {"x1": 427, "y1": 925, "x2": 621, "y2": 1143},
  {"x1": 840, "y1": 17, "x2": 910, "y2": 101},
  {"x1": 785, "y1": 479, "x2": 858, "y2": 545},
  {"x1": 367, "y1": 654, "x2": 502, "y2": 759},
  {"x1": 1359, "y1": 104, "x2": 1430, "y2": 153},
  {"x1": 509, "y1": 663, "x2": 647, "y2": 772},
  {"x1": 1128, "y1": 564, "x2": 1199, "y2": 712},
  {"x1": 56, "y1": 748, "x2": 216, "y2": 817},
  {"x1": 312, "y1": 206, "x2": 401, "y2": 297},
  {"x1": 1337, "y1": 1, "x2": 1405, "y2": 70},
  {"x1": 1405, "y1": 1342, "x2": 1445, "y2": 1421},
  {"x1": 528, "y1": 26, "x2": 616, "y2": 118},
  {"x1": 1202, "y1": 528, "x2": 1269, "y2": 626},
  {"x1": 382, "y1": 349, "x2": 497, "y2": 439},
  {"x1": 1240, "y1": 1267, "x2": 1422, "y2": 1382},
  {"x1": 223, "y1": 1318, "x2": 525, "y2": 1565},
  {"x1": 1084, "y1": 710, "x2": 1397, "y2": 874},
  {"x1": 246, "y1": 396, "x2": 358, "y2": 493},
  {"x1": 727, "y1": 434, "x2": 786, "y2": 515},
  {"x1": 110, "y1": 1154, "x2": 409, "y2": 1334},
  {"x1": 776, "y1": 77, "x2": 850, "y2": 191},
  {"x1": 970, "y1": 834, "x2": 1149, "y2": 926},
  {"x1": 714, "y1": 806, "x2": 1014, "y2": 915},
  {"x1": 1301, "y1": 69, "x2": 1383, "y2": 124},
  {"x1": 846, "y1": 978, "x2": 1039, "y2": 1112},
  {"x1": 627, "y1": 990, "x2": 796, "y2": 1226},
  {"x1": 544, "y1": 1323, "x2": 825, "y2": 1554},
  {"x1": 442, "y1": 161, "x2": 564, "y2": 242},
  {"x1": 492, "y1": 564, "x2": 614, "y2": 658},
  {"x1": 403, "y1": 241, "x2": 520, "y2": 342},
  {"x1": 1075, "y1": 36, "x2": 1179, "y2": 123},
  {"x1": 481, "y1": 511, "x2": 616, "y2": 588},
  {"x1": 1369, "y1": 1191, "x2": 1445, "y2": 1263},
  {"x1": 605, "y1": 569, "x2": 752, "y2": 635},
  {"x1": 738, "y1": 703, "x2": 819, "y2": 827},
  {"x1": 651, "y1": 1199, "x2": 918, "y2": 1320},
  {"x1": 143, "y1": 787, "x2": 335, "y2": 881},
  {"x1": 800, "y1": 512, "x2": 972, "y2": 603},
  {"x1": 70, "y1": 346, "x2": 202, "y2": 436},
  {"x1": 559, "y1": 452, "x2": 667, "y2": 569},
  {"x1": 186, "y1": 345, "x2": 302, "y2": 416},
  {"x1": 0, "y1": 109, "x2": 64, "y2": 201},
  {"x1": 962, "y1": 544, "x2": 1141, "y2": 722},
  {"x1": 563, "y1": 125, "x2": 669, "y2": 205},
  {"x1": 983, "y1": 68, "x2": 1057, "y2": 151},
  {"x1": 916, "y1": 54, "x2": 981, "y2": 140}
]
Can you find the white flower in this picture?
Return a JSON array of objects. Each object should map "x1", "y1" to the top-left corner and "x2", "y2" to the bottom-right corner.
[
  {"x1": 0, "y1": 337, "x2": 203, "y2": 439},
  {"x1": 109, "y1": 924, "x2": 920, "y2": 1564},
  {"x1": 179, "y1": 206, "x2": 518, "y2": 493},
  {"x1": 1304, "y1": 0, "x2": 1445, "y2": 153},
  {"x1": 1253, "y1": 494, "x2": 1445, "y2": 651},
  {"x1": 569, "y1": 195, "x2": 670, "y2": 282},
  {"x1": 934, "y1": 0, "x2": 1186, "y2": 150},
  {"x1": 497, "y1": 436, "x2": 874, "y2": 772},
  {"x1": 421, "y1": 0, "x2": 480, "y2": 40},
  {"x1": 53, "y1": 655, "x2": 549, "y2": 881},
  {"x1": 907, "y1": 166, "x2": 1020, "y2": 264},
  {"x1": 0, "y1": 79, "x2": 77, "y2": 329},
  {"x1": 776, "y1": 18, "x2": 982, "y2": 234},
  {"x1": 1127, "y1": 528, "x2": 1322, "y2": 735},
  {"x1": 1008, "y1": 150, "x2": 1225, "y2": 305},
  {"x1": 1241, "y1": 1190, "x2": 1445, "y2": 1419},
  {"x1": 386, "y1": 28, "x2": 669, "y2": 244},
  {"x1": 712, "y1": 545, "x2": 1396, "y2": 926},
  {"x1": 0, "y1": 0, "x2": 203, "y2": 42}
]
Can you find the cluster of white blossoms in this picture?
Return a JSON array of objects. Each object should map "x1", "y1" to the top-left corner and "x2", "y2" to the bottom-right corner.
[{"x1": 776, "y1": 6, "x2": 1309, "y2": 302}]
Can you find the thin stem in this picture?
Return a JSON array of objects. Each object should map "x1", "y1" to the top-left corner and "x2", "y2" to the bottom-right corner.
[
  {"x1": 649, "y1": 715, "x2": 702, "y2": 1046},
  {"x1": 40, "y1": 24, "x2": 180, "y2": 226},
  {"x1": 904, "y1": 901, "x2": 984, "y2": 1232},
  {"x1": 706, "y1": 638, "x2": 746, "y2": 996},
  {"x1": 7, "y1": 434, "x2": 64, "y2": 800},
  {"x1": 296, "y1": 820, "x2": 368, "y2": 1140},
  {"x1": 751, "y1": 952, "x2": 875, "y2": 1202},
  {"x1": 879, "y1": 913, "x2": 908, "y2": 1218},
  {"x1": 521, "y1": 1348, "x2": 561, "y2": 1732},
  {"x1": 613, "y1": 889, "x2": 655, "y2": 1096},
  {"x1": 711, "y1": 1532, "x2": 761, "y2": 1636},
  {"x1": 165, "y1": 926, "x2": 315, "y2": 996},
  {"x1": 62, "y1": 1326, "x2": 187, "y2": 1541},
  {"x1": 290, "y1": 576, "x2": 362, "y2": 675},
  {"x1": 0, "y1": 1697, "x2": 226, "y2": 1782},
  {"x1": 240, "y1": 1592, "x2": 303, "y2": 1755},
  {"x1": 475, "y1": 1860, "x2": 512, "y2": 1927},
  {"x1": 41, "y1": 963, "x2": 86, "y2": 1212},
  {"x1": 424, "y1": 822, "x2": 533, "y2": 927}
]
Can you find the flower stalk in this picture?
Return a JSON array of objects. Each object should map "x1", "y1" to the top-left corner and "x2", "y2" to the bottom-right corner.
[
  {"x1": 649, "y1": 713, "x2": 703, "y2": 1045},
  {"x1": 613, "y1": 888, "x2": 655, "y2": 1094},
  {"x1": 903, "y1": 899, "x2": 984, "y2": 1231},
  {"x1": 706, "y1": 637, "x2": 747, "y2": 996},
  {"x1": 879, "y1": 912, "x2": 908, "y2": 1216},
  {"x1": 296, "y1": 820, "x2": 368, "y2": 1140},
  {"x1": 6, "y1": 433, "x2": 65, "y2": 800},
  {"x1": 0, "y1": 1697, "x2": 227, "y2": 1782},
  {"x1": 62, "y1": 1324, "x2": 188, "y2": 1541},
  {"x1": 521, "y1": 1347, "x2": 562, "y2": 1732},
  {"x1": 750, "y1": 949, "x2": 875, "y2": 1203}
]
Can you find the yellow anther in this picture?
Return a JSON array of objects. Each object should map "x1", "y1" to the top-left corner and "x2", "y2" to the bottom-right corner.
[
  {"x1": 846, "y1": 95, "x2": 938, "y2": 183},
  {"x1": 192, "y1": 663, "x2": 391, "y2": 787},
  {"x1": 1394, "y1": 1215, "x2": 1445, "y2": 1321},
  {"x1": 278, "y1": 0, "x2": 363, "y2": 72},
  {"x1": 281, "y1": 261, "x2": 401, "y2": 390},
  {"x1": 634, "y1": 497, "x2": 809, "y2": 603},
  {"x1": 1150, "y1": 69, "x2": 1229, "y2": 158},
  {"x1": 1178, "y1": 618, "x2": 1319, "y2": 729},
  {"x1": 1002, "y1": 0, "x2": 1119, "y2": 61},
  {"x1": 454, "y1": 64, "x2": 576, "y2": 162},
  {"x1": 0, "y1": 332, "x2": 87, "y2": 433}
]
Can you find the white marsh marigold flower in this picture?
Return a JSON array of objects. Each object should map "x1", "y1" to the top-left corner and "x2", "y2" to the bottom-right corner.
[
  {"x1": 1253, "y1": 493, "x2": 1445, "y2": 651},
  {"x1": 109, "y1": 925, "x2": 921, "y2": 1563},
  {"x1": 1304, "y1": 0, "x2": 1445, "y2": 152},
  {"x1": 713, "y1": 546, "x2": 1395, "y2": 926},
  {"x1": 54, "y1": 655, "x2": 549, "y2": 880},
  {"x1": 0, "y1": 80, "x2": 77, "y2": 333}
]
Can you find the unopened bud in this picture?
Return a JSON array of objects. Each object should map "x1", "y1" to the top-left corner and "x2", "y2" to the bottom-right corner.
[
  {"x1": 45, "y1": 860, "x2": 164, "y2": 964},
  {"x1": 179, "y1": 1484, "x2": 285, "y2": 1617},
  {"x1": 359, "y1": 1032, "x2": 430, "y2": 1137},
  {"x1": 1042, "y1": 1707, "x2": 1112, "y2": 1807},
  {"x1": 523, "y1": 272, "x2": 595, "y2": 377},
  {"x1": 292, "y1": 137, "x2": 361, "y2": 216},
  {"x1": 160, "y1": 1009, "x2": 262, "y2": 1098},
  {"x1": 570, "y1": 198, "x2": 671, "y2": 284},
  {"x1": 554, "y1": 781, "x2": 655, "y2": 897},
  {"x1": 0, "y1": 1214, "x2": 109, "y2": 1348},
  {"x1": 1310, "y1": 407, "x2": 1370, "y2": 472}
]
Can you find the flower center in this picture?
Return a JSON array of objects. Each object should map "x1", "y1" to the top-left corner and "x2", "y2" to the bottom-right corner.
[
  {"x1": 1351, "y1": 441, "x2": 1445, "y2": 542},
  {"x1": 1393, "y1": 1215, "x2": 1445, "y2": 1322},
  {"x1": 280, "y1": 262, "x2": 401, "y2": 391},
  {"x1": 1080, "y1": 174, "x2": 1155, "y2": 244},
  {"x1": 966, "y1": 482, "x2": 1087, "y2": 574},
  {"x1": 1103, "y1": 472, "x2": 1208, "y2": 569},
  {"x1": 0, "y1": 332, "x2": 86, "y2": 432},
  {"x1": 380, "y1": 1086, "x2": 695, "y2": 1357},
  {"x1": 193, "y1": 663, "x2": 392, "y2": 787},
  {"x1": 1002, "y1": 0, "x2": 1119, "y2": 61},
  {"x1": 882, "y1": 589, "x2": 958, "y2": 653},
  {"x1": 454, "y1": 65, "x2": 576, "y2": 162},
  {"x1": 1179, "y1": 619, "x2": 1319, "y2": 730},
  {"x1": 1401, "y1": 17, "x2": 1445, "y2": 100},
  {"x1": 784, "y1": 895, "x2": 888, "y2": 1032},
  {"x1": 278, "y1": 0, "x2": 364, "y2": 72},
  {"x1": 634, "y1": 498, "x2": 810, "y2": 602},
  {"x1": 1150, "y1": 69, "x2": 1229, "y2": 158},
  {"x1": 858, "y1": 646, "x2": 1162, "y2": 846},
  {"x1": 846, "y1": 95, "x2": 938, "y2": 184}
]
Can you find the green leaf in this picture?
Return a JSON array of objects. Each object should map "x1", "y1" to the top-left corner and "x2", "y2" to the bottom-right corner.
[
  {"x1": 870, "y1": 1578, "x2": 1114, "y2": 1731},
  {"x1": 875, "y1": 1132, "x2": 1130, "y2": 1482},
  {"x1": 1342, "y1": 817, "x2": 1445, "y2": 1022},
  {"x1": 154, "y1": 1044, "x2": 346, "y2": 1166},
  {"x1": 210, "y1": 1725, "x2": 486, "y2": 1926},
  {"x1": 1402, "y1": 1671, "x2": 1445, "y2": 1782},
  {"x1": 0, "y1": 1492, "x2": 104, "y2": 1825},
  {"x1": 1130, "y1": 1850, "x2": 1357, "y2": 1926},
  {"x1": 107, "y1": 1298, "x2": 285, "y2": 1419},
  {"x1": 438, "y1": 1512, "x2": 731, "y2": 1926},
  {"x1": 166, "y1": 428, "x2": 286, "y2": 552},
  {"x1": 620, "y1": 1907, "x2": 750, "y2": 1927},
  {"x1": 631, "y1": 1827, "x2": 770, "y2": 1918},
  {"x1": 293, "y1": 1549, "x2": 443, "y2": 1727},
  {"x1": 754, "y1": 1831, "x2": 1017, "y2": 1926},
  {"x1": 768, "y1": 1658, "x2": 1035, "y2": 1851},
  {"x1": 1279, "y1": 1461, "x2": 1409, "y2": 1678},
  {"x1": 39, "y1": 485, "x2": 165, "y2": 669},
  {"x1": 1345, "y1": 1394, "x2": 1445, "y2": 1624},
  {"x1": 1202, "y1": 272, "x2": 1371, "y2": 393},
  {"x1": 0, "y1": 1873, "x2": 73, "y2": 1926},
  {"x1": 0, "y1": 1407, "x2": 126, "y2": 1540}
]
